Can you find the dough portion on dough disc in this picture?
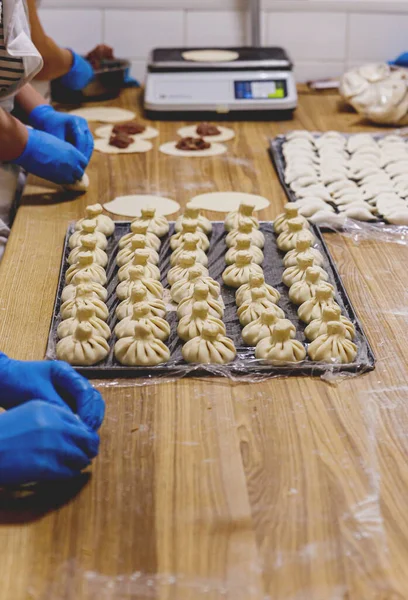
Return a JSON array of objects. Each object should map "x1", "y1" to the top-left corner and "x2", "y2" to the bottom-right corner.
[
  {"x1": 177, "y1": 125, "x2": 235, "y2": 143},
  {"x1": 95, "y1": 125, "x2": 159, "y2": 141},
  {"x1": 104, "y1": 195, "x2": 180, "y2": 217},
  {"x1": 95, "y1": 138, "x2": 152, "y2": 154},
  {"x1": 69, "y1": 107, "x2": 136, "y2": 123},
  {"x1": 189, "y1": 192, "x2": 270, "y2": 213},
  {"x1": 159, "y1": 141, "x2": 227, "y2": 158},
  {"x1": 182, "y1": 49, "x2": 239, "y2": 63}
]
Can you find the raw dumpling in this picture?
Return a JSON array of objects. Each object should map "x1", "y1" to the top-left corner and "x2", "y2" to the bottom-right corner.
[
  {"x1": 309, "y1": 211, "x2": 347, "y2": 228},
  {"x1": 177, "y1": 301, "x2": 226, "y2": 341},
  {"x1": 118, "y1": 249, "x2": 160, "y2": 282},
  {"x1": 255, "y1": 320, "x2": 306, "y2": 363},
  {"x1": 132, "y1": 207, "x2": 169, "y2": 238},
  {"x1": 119, "y1": 221, "x2": 161, "y2": 252},
  {"x1": 116, "y1": 235, "x2": 159, "y2": 266},
  {"x1": 276, "y1": 218, "x2": 315, "y2": 252},
  {"x1": 69, "y1": 219, "x2": 108, "y2": 250},
  {"x1": 298, "y1": 283, "x2": 340, "y2": 324},
  {"x1": 65, "y1": 252, "x2": 107, "y2": 286},
  {"x1": 174, "y1": 203, "x2": 212, "y2": 235},
  {"x1": 224, "y1": 203, "x2": 260, "y2": 232},
  {"x1": 170, "y1": 219, "x2": 210, "y2": 252},
  {"x1": 342, "y1": 206, "x2": 376, "y2": 221},
  {"x1": 167, "y1": 253, "x2": 209, "y2": 287},
  {"x1": 61, "y1": 273, "x2": 107, "y2": 303},
  {"x1": 57, "y1": 305, "x2": 111, "y2": 340},
  {"x1": 307, "y1": 322, "x2": 358, "y2": 364},
  {"x1": 237, "y1": 288, "x2": 285, "y2": 326},
  {"x1": 56, "y1": 323, "x2": 109, "y2": 366},
  {"x1": 274, "y1": 204, "x2": 309, "y2": 235},
  {"x1": 182, "y1": 323, "x2": 236, "y2": 364},
  {"x1": 304, "y1": 305, "x2": 355, "y2": 341},
  {"x1": 222, "y1": 251, "x2": 263, "y2": 288},
  {"x1": 170, "y1": 233, "x2": 208, "y2": 267},
  {"x1": 283, "y1": 233, "x2": 324, "y2": 268},
  {"x1": 75, "y1": 204, "x2": 115, "y2": 237},
  {"x1": 286, "y1": 131, "x2": 316, "y2": 143},
  {"x1": 60, "y1": 284, "x2": 109, "y2": 321},
  {"x1": 171, "y1": 266, "x2": 220, "y2": 304},
  {"x1": 116, "y1": 265, "x2": 164, "y2": 301},
  {"x1": 225, "y1": 219, "x2": 265, "y2": 249},
  {"x1": 115, "y1": 302, "x2": 170, "y2": 341},
  {"x1": 296, "y1": 186, "x2": 332, "y2": 202},
  {"x1": 114, "y1": 322, "x2": 170, "y2": 366},
  {"x1": 177, "y1": 282, "x2": 224, "y2": 319},
  {"x1": 296, "y1": 200, "x2": 333, "y2": 218},
  {"x1": 235, "y1": 273, "x2": 280, "y2": 307},
  {"x1": 289, "y1": 267, "x2": 333, "y2": 306},
  {"x1": 242, "y1": 308, "x2": 293, "y2": 346},
  {"x1": 68, "y1": 234, "x2": 108, "y2": 267},
  {"x1": 116, "y1": 286, "x2": 166, "y2": 321},
  {"x1": 282, "y1": 255, "x2": 328, "y2": 288},
  {"x1": 225, "y1": 234, "x2": 264, "y2": 265}
]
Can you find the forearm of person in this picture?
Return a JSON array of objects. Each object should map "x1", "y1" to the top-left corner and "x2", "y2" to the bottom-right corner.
[
  {"x1": 0, "y1": 108, "x2": 28, "y2": 161},
  {"x1": 15, "y1": 84, "x2": 46, "y2": 116}
]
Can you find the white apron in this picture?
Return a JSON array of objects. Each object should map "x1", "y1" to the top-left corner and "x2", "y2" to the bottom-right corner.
[{"x1": 0, "y1": 0, "x2": 42, "y2": 262}]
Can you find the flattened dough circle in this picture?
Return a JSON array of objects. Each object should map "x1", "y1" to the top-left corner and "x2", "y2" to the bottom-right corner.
[
  {"x1": 189, "y1": 192, "x2": 270, "y2": 213},
  {"x1": 95, "y1": 124, "x2": 159, "y2": 141},
  {"x1": 182, "y1": 49, "x2": 239, "y2": 63},
  {"x1": 159, "y1": 141, "x2": 227, "y2": 158},
  {"x1": 104, "y1": 195, "x2": 180, "y2": 217},
  {"x1": 177, "y1": 125, "x2": 235, "y2": 143},
  {"x1": 95, "y1": 138, "x2": 152, "y2": 154},
  {"x1": 69, "y1": 107, "x2": 136, "y2": 123}
]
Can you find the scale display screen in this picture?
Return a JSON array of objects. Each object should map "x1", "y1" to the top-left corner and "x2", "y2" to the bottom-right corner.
[{"x1": 234, "y1": 79, "x2": 287, "y2": 100}]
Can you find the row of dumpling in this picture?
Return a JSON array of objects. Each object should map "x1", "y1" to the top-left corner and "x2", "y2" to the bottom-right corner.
[
  {"x1": 275, "y1": 209, "x2": 358, "y2": 364},
  {"x1": 56, "y1": 204, "x2": 115, "y2": 365},
  {"x1": 169, "y1": 204, "x2": 237, "y2": 365}
]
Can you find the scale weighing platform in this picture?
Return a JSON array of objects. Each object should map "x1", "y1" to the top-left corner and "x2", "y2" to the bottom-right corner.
[{"x1": 144, "y1": 47, "x2": 297, "y2": 120}]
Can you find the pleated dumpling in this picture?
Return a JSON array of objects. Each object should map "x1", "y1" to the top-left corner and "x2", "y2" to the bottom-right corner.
[
  {"x1": 60, "y1": 284, "x2": 109, "y2": 321},
  {"x1": 75, "y1": 204, "x2": 115, "y2": 237},
  {"x1": 68, "y1": 234, "x2": 108, "y2": 267},
  {"x1": 255, "y1": 320, "x2": 306, "y2": 363},
  {"x1": 116, "y1": 235, "x2": 159, "y2": 266},
  {"x1": 133, "y1": 207, "x2": 169, "y2": 238},
  {"x1": 69, "y1": 219, "x2": 108, "y2": 250},
  {"x1": 225, "y1": 234, "x2": 264, "y2": 265},
  {"x1": 283, "y1": 232, "x2": 324, "y2": 268},
  {"x1": 119, "y1": 221, "x2": 161, "y2": 252},
  {"x1": 170, "y1": 219, "x2": 210, "y2": 252},
  {"x1": 237, "y1": 288, "x2": 285, "y2": 326},
  {"x1": 282, "y1": 255, "x2": 328, "y2": 288},
  {"x1": 289, "y1": 267, "x2": 333, "y2": 306},
  {"x1": 65, "y1": 252, "x2": 107, "y2": 286},
  {"x1": 170, "y1": 233, "x2": 208, "y2": 267},
  {"x1": 274, "y1": 204, "x2": 309, "y2": 235},
  {"x1": 182, "y1": 323, "x2": 236, "y2": 364},
  {"x1": 61, "y1": 273, "x2": 107, "y2": 303},
  {"x1": 56, "y1": 323, "x2": 110, "y2": 366},
  {"x1": 177, "y1": 282, "x2": 224, "y2": 319},
  {"x1": 115, "y1": 302, "x2": 170, "y2": 341},
  {"x1": 298, "y1": 283, "x2": 340, "y2": 324},
  {"x1": 57, "y1": 305, "x2": 111, "y2": 340},
  {"x1": 118, "y1": 249, "x2": 160, "y2": 282},
  {"x1": 115, "y1": 322, "x2": 170, "y2": 366},
  {"x1": 307, "y1": 322, "x2": 358, "y2": 364},
  {"x1": 235, "y1": 273, "x2": 280, "y2": 307},
  {"x1": 167, "y1": 253, "x2": 209, "y2": 287},
  {"x1": 116, "y1": 265, "x2": 164, "y2": 301},
  {"x1": 224, "y1": 203, "x2": 259, "y2": 232},
  {"x1": 304, "y1": 305, "x2": 355, "y2": 341},
  {"x1": 276, "y1": 218, "x2": 316, "y2": 252},
  {"x1": 242, "y1": 308, "x2": 293, "y2": 346},
  {"x1": 177, "y1": 301, "x2": 226, "y2": 341},
  {"x1": 170, "y1": 266, "x2": 220, "y2": 304},
  {"x1": 116, "y1": 285, "x2": 166, "y2": 321},
  {"x1": 222, "y1": 252, "x2": 263, "y2": 288},
  {"x1": 225, "y1": 219, "x2": 265, "y2": 249},
  {"x1": 174, "y1": 203, "x2": 212, "y2": 235}
]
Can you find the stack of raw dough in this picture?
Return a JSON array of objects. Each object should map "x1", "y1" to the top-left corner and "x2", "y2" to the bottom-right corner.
[
  {"x1": 169, "y1": 203, "x2": 236, "y2": 365},
  {"x1": 282, "y1": 130, "x2": 408, "y2": 226},
  {"x1": 57, "y1": 204, "x2": 115, "y2": 366},
  {"x1": 275, "y1": 206, "x2": 358, "y2": 364},
  {"x1": 113, "y1": 208, "x2": 171, "y2": 366}
]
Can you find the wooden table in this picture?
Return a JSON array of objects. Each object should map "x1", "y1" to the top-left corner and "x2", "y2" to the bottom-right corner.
[{"x1": 0, "y1": 88, "x2": 407, "y2": 600}]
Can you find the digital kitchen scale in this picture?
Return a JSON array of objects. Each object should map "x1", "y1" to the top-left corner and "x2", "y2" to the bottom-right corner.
[{"x1": 144, "y1": 46, "x2": 297, "y2": 120}]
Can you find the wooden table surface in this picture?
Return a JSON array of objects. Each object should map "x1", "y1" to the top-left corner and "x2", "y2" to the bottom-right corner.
[{"x1": 0, "y1": 88, "x2": 408, "y2": 600}]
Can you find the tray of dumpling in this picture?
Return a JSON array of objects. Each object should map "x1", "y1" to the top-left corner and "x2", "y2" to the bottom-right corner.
[{"x1": 45, "y1": 200, "x2": 375, "y2": 379}]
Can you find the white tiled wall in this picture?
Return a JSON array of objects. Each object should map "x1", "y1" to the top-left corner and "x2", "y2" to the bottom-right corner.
[{"x1": 38, "y1": 4, "x2": 408, "y2": 84}]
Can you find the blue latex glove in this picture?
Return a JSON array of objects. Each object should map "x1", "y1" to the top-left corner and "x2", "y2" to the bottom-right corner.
[
  {"x1": 58, "y1": 50, "x2": 94, "y2": 91},
  {"x1": 389, "y1": 52, "x2": 408, "y2": 67},
  {"x1": 0, "y1": 401, "x2": 100, "y2": 486},
  {"x1": 123, "y1": 68, "x2": 140, "y2": 88},
  {"x1": 0, "y1": 353, "x2": 104, "y2": 432},
  {"x1": 11, "y1": 128, "x2": 88, "y2": 185},
  {"x1": 28, "y1": 104, "x2": 94, "y2": 162}
]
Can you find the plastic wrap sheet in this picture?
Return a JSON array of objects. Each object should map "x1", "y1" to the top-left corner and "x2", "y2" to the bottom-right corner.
[{"x1": 46, "y1": 222, "x2": 374, "y2": 385}]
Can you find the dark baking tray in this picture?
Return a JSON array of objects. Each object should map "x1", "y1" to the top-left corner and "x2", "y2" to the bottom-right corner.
[{"x1": 45, "y1": 222, "x2": 375, "y2": 380}]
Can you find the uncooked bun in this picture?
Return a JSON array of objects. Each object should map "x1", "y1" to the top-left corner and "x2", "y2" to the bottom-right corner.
[
  {"x1": 222, "y1": 251, "x2": 263, "y2": 288},
  {"x1": 114, "y1": 303, "x2": 170, "y2": 341},
  {"x1": 132, "y1": 207, "x2": 169, "y2": 238},
  {"x1": 182, "y1": 323, "x2": 236, "y2": 364},
  {"x1": 175, "y1": 203, "x2": 212, "y2": 235},
  {"x1": 114, "y1": 322, "x2": 170, "y2": 366},
  {"x1": 298, "y1": 283, "x2": 340, "y2": 324},
  {"x1": 224, "y1": 203, "x2": 260, "y2": 232},
  {"x1": 274, "y1": 204, "x2": 309, "y2": 235},
  {"x1": 57, "y1": 305, "x2": 111, "y2": 340},
  {"x1": 65, "y1": 252, "x2": 107, "y2": 286},
  {"x1": 276, "y1": 218, "x2": 315, "y2": 252},
  {"x1": 225, "y1": 219, "x2": 265, "y2": 249},
  {"x1": 170, "y1": 219, "x2": 210, "y2": 252},
  {"x1": 225, "y1": 234, "x2": 264, "y2": 265},
  {"x1": 170, "y1": 267, "x2": 220, "y2": 304},
  {"x1": 177, "y1": 282, "x2": 224, "y2": 319},
  {"x1": 75, "y1": 204, "x2": 115, "y2": 237},
  {"x1": 282, "y1": 255, "x2": 328, "y2": 288},
  {"x1": 242, "y1": 308, "x2": 293, "y2": 346},
  {"x1": 118, "y1": 249, "x2": 161, "y2": 282},
  {"x1": 170, "y1": 233, "x2": 208, "y2": 267},
  {"x1": 116, "y1": 266, "x2": 164, "y2": 301},
  {"x1": 235, "y1": 273, "x2": 280, "y2": 307},
  {"x1": 116, "y1": 286, "x2": 166, "y2": 321},
  {"x1": 61, "y1": 273, "x2": 107, "y2": 303},
  {"x1": 68, "y1": 234, "x2": 108, "y2": 267},
  {"x1": 255, "y1": 320, "x2": 306, "y2": 363},
  {"x1": 283, "y1": 234, "x2": 324, "y2": 268},
  {"x1": 304, "y1": 305, "x2": 355, "y2": 341},
  {"x1": 116, "y1": 235, "x2": 159, "y2": 266},
  {"x1": 56, "y1": 322, "x2": 109, "y2": 366},
  {"x1": 167, "y1": 253, "x2": 209, "y2": 287},
  {"x1": 119, "y1": 221, "x2": 161, "y2": 252},
  {"x1": 307, "y1": 321, "x2": 358, "y2": 363},
  {"x1": 289, "y1": 268, "x2": 333, "y2": 306},
  {"x1": 60, "y1": 284, "x2": 109, "y2": 321},
  {"x1": 69, "y1": 219, "x2": 108, "y2": 250},
  {"x1": 177, "y1": 301, "x2": 226, "y2": 341},
  {"x1": 237, "y1": 288, "x2": 285, "y2": 326}
]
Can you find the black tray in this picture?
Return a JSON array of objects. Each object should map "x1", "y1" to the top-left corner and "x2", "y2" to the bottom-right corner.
[{"x1": 45, "y1": 222, "x2": 375, "y2": 380}]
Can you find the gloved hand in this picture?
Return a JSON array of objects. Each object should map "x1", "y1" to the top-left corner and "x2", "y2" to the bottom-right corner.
[
  {"x1": 28, "y1": 104, "x2": 94, "y2": 162},
  {"x1": 0, "y1": 401, "x2": 100, "y2": 486},
  {"x1": 58, "y1": 50, "x2": 94, "y2": 91},
  {"x1": 11, "y1": 128, "x2": 88, "y2": 185},
  {"x1": 123, "y1": 68, "x2": 140, "y2": 88},
  {"x1": 0, "y1": 353, "x2": 104, "y2": 432}
]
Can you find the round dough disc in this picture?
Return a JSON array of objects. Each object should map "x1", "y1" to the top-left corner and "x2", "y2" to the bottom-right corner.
[
  {"x1": 177, "y1": 125, "x2": 235, "y2": 143},
  {"x1": 189, "y1": 192, "x2": 270, "y2": 213},
  {"x1": 159, "y1": 141, "x2": 227, "y2": 158},
  {"x1": 69, "y1": 107, "x2": 136, "y2": 123},
  {"x1": 94, "y1": 138, "x2": 152, "y2": 155},
  {"x1": 103, "y1": 195, "x2": 180, "y2": 217},
  {"x1": 64, "y1": 173, "x2": 89, "y2": 193},
  {"x1": 182, "y1": 49, "x2": 239, "y2": 63},
  {"x1": 95, "y1": 124, "x2": 159, "y2": 140}
]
